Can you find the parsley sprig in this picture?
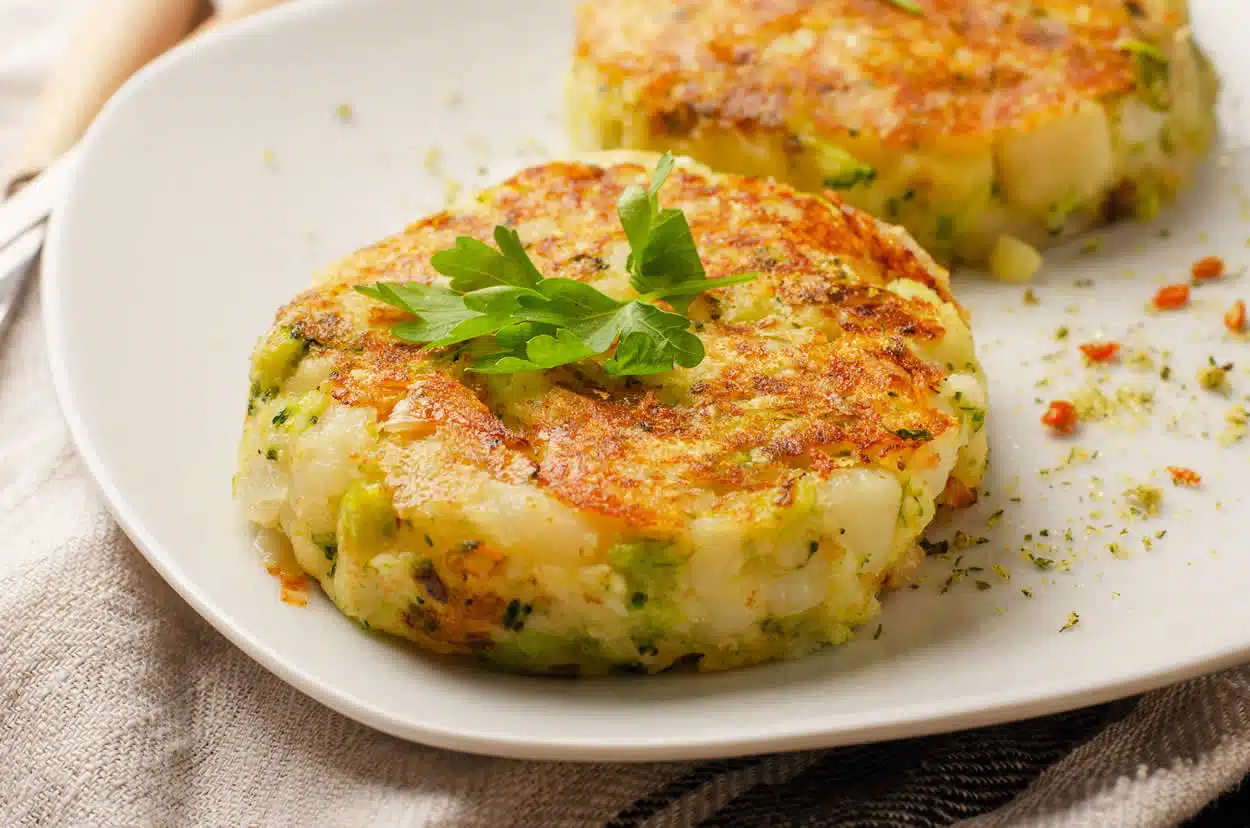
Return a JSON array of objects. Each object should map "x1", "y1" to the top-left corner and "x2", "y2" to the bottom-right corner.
[{"x1": 355, "y1": 153, "x2": 756, "y2": 376}]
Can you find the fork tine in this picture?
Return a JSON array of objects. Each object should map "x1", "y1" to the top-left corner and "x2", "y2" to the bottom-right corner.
[
  {"x1": 0, "y1": 224, "x2": 47, "y2": 341},
  {"x1": 0, "y1": 153, "x2": 73, "y2": 253}
]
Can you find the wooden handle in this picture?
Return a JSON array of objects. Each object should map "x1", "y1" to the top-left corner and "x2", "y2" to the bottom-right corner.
[
  {"x1": 9, "y1": 0, "x2": 208, "y2": 181},
  {"x1": 194, "y1": 0, "x2": 289, "y2": 36}
]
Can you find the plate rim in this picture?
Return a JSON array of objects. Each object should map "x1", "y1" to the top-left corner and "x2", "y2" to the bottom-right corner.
[{"x1": 39, "y1": 0, "x2": 1250, "y2": 762}]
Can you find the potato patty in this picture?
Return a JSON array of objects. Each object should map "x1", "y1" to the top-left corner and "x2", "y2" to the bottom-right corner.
[
  {"x1": 567, "y1": 0, "x2": 1218, "y2": 265},
  {"x1": 234, "y1": 155, "x2": 989, "y2": 675}
]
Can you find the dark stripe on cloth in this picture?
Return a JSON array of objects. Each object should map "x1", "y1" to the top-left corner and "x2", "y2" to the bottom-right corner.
[
  {"x1": 696, "y1": 698, "x2": 1138, "y2": 828},
  {"x1": 606, "y1": 757, "x2": 773, "y2": 828}
]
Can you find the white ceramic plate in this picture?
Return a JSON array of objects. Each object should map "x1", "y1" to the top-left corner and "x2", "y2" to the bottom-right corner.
[{"x1": 43, "y1": 0, "x2": 1250, "y2": 761}]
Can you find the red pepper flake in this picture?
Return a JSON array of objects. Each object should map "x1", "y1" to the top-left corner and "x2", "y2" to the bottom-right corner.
[
  {"x1": 1152, "y1": 284, "x2": 1190, "y2": 311},
  {"x1": 1166, "y1": 466, "x2": 1201, "y2": 487},
  {"x1": 1225, "y1": 299, "x2": 1246, "y2": 333},
  {"x1": 1041, "y1": 400, "x2": 1079, "y2": 434},
  {"x1": 1191, "y1": 256, "x2": 1225, "y2": 281},
  {"x1": 267, "y1": 563, "x2": 309, "y2": 607},
  {"x1": 1079, "y1": 342, "x2": 1121, "y2": 363}
]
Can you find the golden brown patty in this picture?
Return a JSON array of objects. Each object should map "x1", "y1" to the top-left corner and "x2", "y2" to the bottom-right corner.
[
  {"x1": 287, "y1": 160, "x2": 975, "y2": 521},
  {"x1": 236, "y1": 155, "x2": 988, "y2": 674},
  {"x1": 577, "y1": 0, "x2": 1144, "y2": 148},
  {"x1": 568, "y1": 1, "x2": 1218, "y2": 263}
]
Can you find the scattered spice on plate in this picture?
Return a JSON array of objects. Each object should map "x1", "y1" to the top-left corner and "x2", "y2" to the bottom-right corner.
[
  {"x1": 335, "y1": 103, "x2": 354, "y2": 122},
  {"x1": 1222, "y1": 405, "x2": 1249, "y2": 446},
  {"x1": 1059, "y1": 611, "x2": 1080, "y2": 632},
  {"x1": 953, "y1": 530, "x2": 989, "y2": 548},
  {"x1": 1225, "y1": 299, "x2": 1246, "y2": 332},
  {"x1": 1080, "y1": 341, "x2": 1121, "y2": 363},
  {"x1": 1191, "y1": 255, "x2": 1225, "y2": 280},
  {"x1": 1029, "y1": 553, "x2": 1056, "y2": 570},
  {"x1": 1042, "y1": 400, "x2": 1079, "y2": 433},
  {"x1": 1127, "y1": 349, "x2": 1156, "y2": 371},
  {"x1": 1124, "y1": 484, "x2": 1162, "y2": 516},
  {"x1": 1152, "y1": 283, "x2": 1190, "y2": 310},
  {"x1": 1166, "y1": 466, "x2": 1201, "y2": 487},
  {"x1": 1197, "y1": 357, "x2": 1231, "y2": 392},
  {"x1": 1080, "y1": 237, "x2": 1104, "y2": 255}
]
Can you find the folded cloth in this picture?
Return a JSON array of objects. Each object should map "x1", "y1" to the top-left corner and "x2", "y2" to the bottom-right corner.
[{"x1": 4, "y1": 3, "x2": 1250, "y2": 826}]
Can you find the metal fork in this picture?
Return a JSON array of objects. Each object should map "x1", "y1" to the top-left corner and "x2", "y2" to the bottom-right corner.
[{"x1": 0, "y1": 157, "x2": 78, "y2": 340}]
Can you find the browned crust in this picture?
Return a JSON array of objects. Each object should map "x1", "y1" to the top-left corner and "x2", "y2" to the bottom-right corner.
[
  {"x1": 268, "y1": 160, "x2": 966, "y2": 531},
  {"x1": 573, "y1": 0, "x2": 1149, "y2": 148}
]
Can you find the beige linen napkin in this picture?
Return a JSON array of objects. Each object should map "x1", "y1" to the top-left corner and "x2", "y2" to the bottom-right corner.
[{"x1": 4, "y1": 3, "x2": 1250, "y2": 826}]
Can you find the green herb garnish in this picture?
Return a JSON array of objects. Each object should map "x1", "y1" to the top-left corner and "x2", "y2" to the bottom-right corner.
[
  {"x1": 823, "y1": 162, "x2": 878, "y2": 190},
  {"x1": 813, "y1": 142, "x2": 877, "y2": 191},
  {"x1": 884, "y1": 0, "x2": 923, "y2": 15},
  {"x1": 355, "y1": 153, "x2": 756, "y2": 376},
  {"x1": 1116, "y1": 38, "x2": 1168, "y2": 65},
  {"x1": 1116, "y1": 39, "x2": 1170, "y2": 111},
  {"x1": 893, "y1": 428, "x2": 934, "y2": 441},
  {"x1": 502, "y1": 600, "x2": 532, "y2": 632}
]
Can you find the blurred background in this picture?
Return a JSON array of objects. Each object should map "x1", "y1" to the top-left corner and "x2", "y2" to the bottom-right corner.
[
  {"x1": 0, "y1": 0, "x2": 94, "y2": 178},
  {"x1": 0, "y1": 0, "x2": 285, "y2": 184}
]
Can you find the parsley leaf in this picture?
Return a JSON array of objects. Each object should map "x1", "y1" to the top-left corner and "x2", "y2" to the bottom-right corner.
[
  {"x1": 603, "y1": 301, "x2": 705, "y2": 375},
  {"x1": 357, "y1": 282, "x2": 504, "y2": 347},
  {"x1": 429, "y1": 226, "x2": 543, "y2": 291},
  {"x1": 642, "y1": 272, "x2": 759, "y2": 300},
  {"x1": 355, "y1": 153, "x2": 756, "y2": 376},
  {"x1": 470, "y1": 328, "x2": 597, "y2": 374},
  {"x1": 616, "y1": 154, "x2": 712, "y2": 313}
]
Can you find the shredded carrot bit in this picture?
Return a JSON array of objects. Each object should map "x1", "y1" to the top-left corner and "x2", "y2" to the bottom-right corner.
[
  {"x1": 1042, "y1": 400, "x2": 1079, "y2": 434},
  {"x1": 1191, "y1": 256, "x2": 1225, "y2": 280},
  {"x1": 1166, "y1": 466, "x2": 1202, "y2": 487},
  {"x1": 1079, "y1": 342, "x2": 1121, "y2": 363},
  {"x1": 1152, "y1": 284, "x2": 1190, "y2": 310},
  {"x1": 1225, "y1": 300, "x2": 1246, "y2": 333},
  {"x1": 279, "y1": 573, "x2": 309, "y2": 606}
]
